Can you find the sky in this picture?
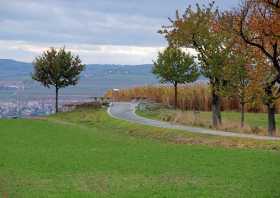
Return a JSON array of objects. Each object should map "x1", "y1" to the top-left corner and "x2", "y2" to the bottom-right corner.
[{"x1": 0, "y1": 0, "x2": 240, "y2": 64}]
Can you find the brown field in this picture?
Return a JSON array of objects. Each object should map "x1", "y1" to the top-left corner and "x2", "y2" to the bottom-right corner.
[{"x1": 105, "y1": 84, "x2": 280, "y2": 113}]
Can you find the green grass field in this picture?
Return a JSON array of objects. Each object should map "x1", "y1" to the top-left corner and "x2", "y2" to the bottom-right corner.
[{"x1": 0, "y1": 108, "x2": 280, "y2": 197}]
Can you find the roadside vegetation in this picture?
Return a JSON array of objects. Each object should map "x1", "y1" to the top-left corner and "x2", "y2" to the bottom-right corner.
[
  {"x1": 108, "y1": 0, "x2": 280, "y2": 136},
  {"x1": 159, "y1": 1, "x2": 280, "y2": 135},
  {"x1": 136, "y1": 102, "x2": 280, "y2": 137},
  {"x1": 106, "y1": 85, "x2": 280, "y2": 136},
  {"x1": 1, "y1": 107, "x2": 280, "y2": 197},
  {"x1": 106, "y1": 84, "x2": 280, "y2": 113}
]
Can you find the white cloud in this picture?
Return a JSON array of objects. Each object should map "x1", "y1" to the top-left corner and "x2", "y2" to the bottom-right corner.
[
  {"x1": 0, "y1": 40, "x2": 166, "y2": 64},
  {"x1": 0, "y1": 40, "x2": 198, "y2": 64}
]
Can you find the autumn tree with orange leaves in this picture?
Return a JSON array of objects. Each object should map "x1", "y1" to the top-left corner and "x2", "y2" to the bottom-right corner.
[
  {"x1": 219, "y1": 13, "x2": 255, "y2": 128},
  {"x1": 247, "y1": 51, "x2": 280, "y2": 132},
  {"x1": 225, "y1": 50, "x2": 252, "y2": 128},
  {"x1": 234, "y1": 0, "x2": 280, "y2": 136},
  {"x1": 160, "y1": 2, "x2": 237, "y2": 128},
  {"x1": 158, "y1": 0, "x2": 280, "y2": 136}
]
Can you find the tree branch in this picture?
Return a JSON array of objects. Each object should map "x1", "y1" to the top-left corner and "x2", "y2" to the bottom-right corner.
[{"x1": 239, "y1": 6, "x2": 275, "y2": 63}]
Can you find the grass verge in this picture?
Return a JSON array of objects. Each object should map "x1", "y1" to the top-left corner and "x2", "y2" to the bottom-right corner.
[{"x1": 136, "y1": 102, "x2": 280, "y2": 136}]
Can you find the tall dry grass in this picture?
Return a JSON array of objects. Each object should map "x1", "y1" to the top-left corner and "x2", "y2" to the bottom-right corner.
[
  {"x1": 105, "y1": 84, "x2": 280, "y2": 113},
  {"x1": 161, "y1": 110, "x2": 270, "y2": 136}
]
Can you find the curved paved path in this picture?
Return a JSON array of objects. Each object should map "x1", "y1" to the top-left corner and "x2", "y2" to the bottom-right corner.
[{"x1": 108, "y1": 102, "x2": 280, "y2": 141}]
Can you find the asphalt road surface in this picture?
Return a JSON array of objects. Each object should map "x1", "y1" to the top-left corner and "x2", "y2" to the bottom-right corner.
[{"x1": 108, "y1": 102, "x2": 280, "y2": 141}]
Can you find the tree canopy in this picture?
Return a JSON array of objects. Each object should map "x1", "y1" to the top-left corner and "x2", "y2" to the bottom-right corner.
[
  {"x1": 32, "y1": 47, "x2": 85, "y2": 113},
  {"x1": 153, "y1": 47, "x2": 199, "y2": 108},
  {"x1": 153, "y1": 47, "x2": 199, "y2": 85},
  {"x1": 160, "y1": 2, "x2": 237, "y2": 126}
]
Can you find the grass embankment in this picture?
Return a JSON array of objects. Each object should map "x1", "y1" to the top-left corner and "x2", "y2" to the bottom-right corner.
[
  {"x1": 136, "y1": 103, "x2": 280, "y2": 136},
  {"x1": 0, "y1": 107, "x2": 280, "y2": 197}
]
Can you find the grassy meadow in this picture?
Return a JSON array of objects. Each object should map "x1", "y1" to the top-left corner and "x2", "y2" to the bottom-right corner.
[{"x1": 0, "y1": 107, "x2": 280, "y2": 197}]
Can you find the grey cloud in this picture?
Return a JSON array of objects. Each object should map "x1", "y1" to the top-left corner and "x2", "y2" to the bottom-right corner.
[
  {"x1": 0, "y1": 0, "x2": 240, "y2": 64},
  {"x1": 0, "y1": 0, "x2": 166, "y2": 45},
  {"x1": 0, "y1": 0, "x2": 239, "y2": 46}
]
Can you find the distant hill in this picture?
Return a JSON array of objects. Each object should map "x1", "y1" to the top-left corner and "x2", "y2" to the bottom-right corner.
[
  {"x1": 0, "y1": 59, "x2": 207, "y2": 100},
  {"x1": 84, "y1": 64, "x2": 154, "y2": 79},
  {"x1": 0, "y1": 59, "x2": 33, "y2": 80},
  {"x1": 0, "y1": 59, "x2": 158, "y2": 98},
  {"x1": 0, "y1": 59, "x2": 154, "y2": 80},
  {"x1": 0, "y1": 59, "x2": 32, "y2": 69}
]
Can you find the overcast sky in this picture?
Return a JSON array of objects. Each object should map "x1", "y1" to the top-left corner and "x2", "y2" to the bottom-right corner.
[{"x1": 0, "y1": 0, "x2": 240, "y2": 64}]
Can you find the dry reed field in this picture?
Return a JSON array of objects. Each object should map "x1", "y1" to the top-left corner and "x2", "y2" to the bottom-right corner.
[{"x1": 106, "y1": 84, "x2": 280, "y2": 113}]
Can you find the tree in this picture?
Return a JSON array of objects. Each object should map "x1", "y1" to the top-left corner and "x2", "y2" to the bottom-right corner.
[
  {"x1": 160, "y1": 2, "x2": 234, "y2": 127},
  {"x1": 227, "y1": 61, "x2": 252, "y2": 127},
  {"x1": 218, "y1": 11, "x2": 257, "y2": 128},
  {"x1": 32, "y1": 47, "x2": 85, "y2": 113},
  {"x1": 153, "y1": 47, "x2": 199, "y2": 109},
  {"x1": 223, "y1": 36, "x2": 253, "y2": 127},
  {"x1": 248, "y1": 51, "x2": 280, "y2": 136},
  {"x1": 233, "y1": 0, "x2": 280, "y2": 135}
]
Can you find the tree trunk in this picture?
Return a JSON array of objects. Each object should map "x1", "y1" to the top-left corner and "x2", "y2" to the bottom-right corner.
[
  {"x1": 240, "y1": 102, "x2": 245, "y2": 128},
  {"x1": 55, "y1": 86, "x2": 59, "y2": 113},
  {"x1": 212, "y1": 89, "x2": 222, "y2": 127},
  {"x1": 174, "y1": 82, "x2": 178, "y2": 109},
  {"x1": 267, "y1": 104, "x2": 276, "y2": 136}
]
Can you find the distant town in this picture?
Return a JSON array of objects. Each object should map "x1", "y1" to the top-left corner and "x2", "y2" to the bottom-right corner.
[
  {"x1": 0, "y1": 80, "x2": 102, "y2": 118},
  {"x1": 0, "y1": 59, "x2": 159, "y2": 117}
]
